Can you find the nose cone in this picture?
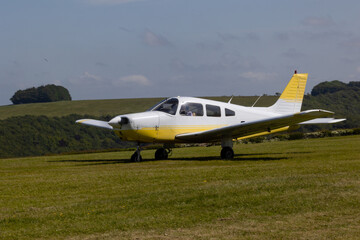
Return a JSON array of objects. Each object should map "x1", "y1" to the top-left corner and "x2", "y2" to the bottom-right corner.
[{"x1": 108, "y1": 116, "x2": 121, "y2": 127}]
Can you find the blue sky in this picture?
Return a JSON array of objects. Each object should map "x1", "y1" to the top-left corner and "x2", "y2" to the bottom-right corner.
[{"x1": 1, "y1": 0, "x2": 360, "y2": 105}]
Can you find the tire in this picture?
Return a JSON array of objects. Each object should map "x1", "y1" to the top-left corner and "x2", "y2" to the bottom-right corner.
[
  {"x1": 155, "y1": 148, "x2": 168, "y2": 160},
  {"x1": 221, "y1": 147, "x2": 234, "y2": 160}
]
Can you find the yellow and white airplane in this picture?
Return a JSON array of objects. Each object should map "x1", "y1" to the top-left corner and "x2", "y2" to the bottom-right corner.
[{"x1": 76, "y1": 71, "x2": 345, "y2": 161}]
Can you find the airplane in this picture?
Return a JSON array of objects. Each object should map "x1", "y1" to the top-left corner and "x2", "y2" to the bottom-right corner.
[{"x1": 76, "y1": 71, "x2": 345, "y2": 162}]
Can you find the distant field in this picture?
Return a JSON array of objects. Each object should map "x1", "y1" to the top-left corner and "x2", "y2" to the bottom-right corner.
[
  {"x1": 1, "y1": 135, "x2": 360, "y2": 239},
  {"x1": 0, "y1": 96, "x2": 278, "y2": 120}
]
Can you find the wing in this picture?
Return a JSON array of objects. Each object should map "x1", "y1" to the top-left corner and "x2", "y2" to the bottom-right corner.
[
  {"x1": 76, "y1": 119, "x2": 113, "y2": 130},
  {"x1": 175, "y1": 109, "x2": 335, "y2": 143}
]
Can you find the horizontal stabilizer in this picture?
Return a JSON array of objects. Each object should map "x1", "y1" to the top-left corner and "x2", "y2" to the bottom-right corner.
[
  {"x1": 76, "y1": 119, "x2": 113, "y2": 130},
  {"x1": 300, "y1": 118, "x2": 346, "y2": 124},
  {"x1": 175, "y1": 109, "x2": 334, "y2": 143}
]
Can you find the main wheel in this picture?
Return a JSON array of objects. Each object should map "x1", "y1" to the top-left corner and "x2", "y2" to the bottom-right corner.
[
  {"x1": 131, "y1": 152, "x2": 143, "y2": 162},
  {"x1": 221, "y1": 147, "x2": 234, "y2": 160},
  {"x1": 155, "y1": 148, "x2": 168, "y2": 160}
]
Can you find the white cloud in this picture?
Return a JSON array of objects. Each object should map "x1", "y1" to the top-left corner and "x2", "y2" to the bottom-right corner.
[
  {"x1": 143, "y1": 30, "x2": 171, "y2": 47},
  {"x1": 69, "y1": 72, "x2": 103, "y2": 85},
  {"x1": 82, "y1": 72, "x2": 102, "y2": 81},
  {"x1": 356, "y1": 66, "x2": 360, "y2": 73},
  {"x1": 239, "y1": 72, "x2": 278, "y2": 81},
  {"x1": 114, "y1": 75, "x2": 151, "y2": 86}
]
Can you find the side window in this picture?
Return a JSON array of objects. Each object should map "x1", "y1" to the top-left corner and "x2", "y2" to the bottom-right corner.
[
  {"x1": 225, "y1": 108, "x2": 235, "y2": 117},
  {"x1": 179, "y1": 103, "x2": 203, "y2": 116},
  {"x1": 206, "y1": 104, "x2": 221, "y2": 117}
]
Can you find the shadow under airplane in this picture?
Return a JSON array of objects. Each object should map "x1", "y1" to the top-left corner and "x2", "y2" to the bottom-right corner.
[{"x1": 48, "y1": 151, "x2": 313, "y2": 166}]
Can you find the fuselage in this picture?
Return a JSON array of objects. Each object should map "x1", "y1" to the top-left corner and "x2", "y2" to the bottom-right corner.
[{"x1": 108, "y1": 97, "x2": 283, "y2": 143}]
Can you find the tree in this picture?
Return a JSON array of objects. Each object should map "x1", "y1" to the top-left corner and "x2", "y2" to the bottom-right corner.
[
  {"x1": 311, "y1": 80, "x2": 347, "y2": 96},
  {"x1": 10, "y1": 84, "x2": 72, "y2": 104}
]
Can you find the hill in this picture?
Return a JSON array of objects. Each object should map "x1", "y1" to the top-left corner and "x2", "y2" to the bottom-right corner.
[{"x1": 302, "y1": 80, "x2": 360, "y2": 129}]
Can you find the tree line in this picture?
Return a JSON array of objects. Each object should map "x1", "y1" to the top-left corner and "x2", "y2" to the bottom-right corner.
[{"x1": 0, "y1": 114, "x2": 133, "y2": 158}]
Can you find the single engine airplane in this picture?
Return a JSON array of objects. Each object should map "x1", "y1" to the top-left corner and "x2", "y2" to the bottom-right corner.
[{"x1": 76, "y1": 71, "x2": 345, "y2": 161}]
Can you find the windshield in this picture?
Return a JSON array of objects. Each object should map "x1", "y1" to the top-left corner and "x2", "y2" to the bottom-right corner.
[
  {"x1": 151, "y1": 98, "x2": 178, "y2": 115},
  {"x1": 147, "y1": 98, "x2": 167, "y2": 111}
]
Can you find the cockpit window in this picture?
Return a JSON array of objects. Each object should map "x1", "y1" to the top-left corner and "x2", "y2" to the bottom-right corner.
[
  {"x1": 180, "y1": 103, "x2": 203, "y2": 116},
  {"x1": 151, "y1": 98, "x2": 178, "y2": 115}
]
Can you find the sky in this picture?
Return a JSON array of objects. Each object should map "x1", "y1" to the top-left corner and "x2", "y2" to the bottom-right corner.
[{"x1": 1, "y1": 0, "x2": 360, "y2": 105}]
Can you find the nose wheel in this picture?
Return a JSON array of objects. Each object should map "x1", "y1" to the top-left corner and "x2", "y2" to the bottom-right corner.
[
  {"x1": 131, "y1": 152, "x2": 142, "y2": 162},
  {"x1": 131, "y1": 145, "x2": 143, "y2": 162}
]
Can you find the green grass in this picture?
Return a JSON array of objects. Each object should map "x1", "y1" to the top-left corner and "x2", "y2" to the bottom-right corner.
[
  {"x1": 0, "y1": 96, "x2": 278, "y2": 120},
  {"x1": 1, "y1": 135, "x2": 360, "y2": 239}
]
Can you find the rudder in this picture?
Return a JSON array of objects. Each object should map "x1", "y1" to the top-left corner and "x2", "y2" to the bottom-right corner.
[{"x1": 269, "y1": 72, "x2": 308, "y2": 113}]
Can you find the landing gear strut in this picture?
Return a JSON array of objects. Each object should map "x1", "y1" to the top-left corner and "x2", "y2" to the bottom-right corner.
[
  {"x1": 154, "y1": 145, "x2": 172, "y2": 160},
  {"x1": 131, "y1": 145, "x2": 142, "y2": 162},
  {"x1": 221, "y1": 138, "x2": 234, "y2": 160}
]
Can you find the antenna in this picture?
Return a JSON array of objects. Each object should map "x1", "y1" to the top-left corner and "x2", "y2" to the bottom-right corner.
[
  {"x1": 251, "y1": 95, "x2": 262, "y2": 107},
  {"x1": 228, "y1": 95, "x2": 234, "y2": 103}
]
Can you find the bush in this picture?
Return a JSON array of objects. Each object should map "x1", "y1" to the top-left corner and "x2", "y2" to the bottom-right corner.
[
  {"x1": 248, "y1": 137, "x2": 265, "y2": 143},
  {"x1": 353, "y1": 128, "x2": 360, "y2": 135},
  {"x1": 288, "y1": 132, "x2": 305, "y2": 140}
]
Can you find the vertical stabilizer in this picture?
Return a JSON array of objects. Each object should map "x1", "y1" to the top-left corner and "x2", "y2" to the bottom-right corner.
[{"x1": 269, "y1": 72, "x2": 308, "y2": 113}]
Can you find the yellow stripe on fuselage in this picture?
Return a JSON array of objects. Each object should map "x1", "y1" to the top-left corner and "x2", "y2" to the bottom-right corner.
[
  {"x1": 115, "y1": 125, "x2": 294, "y2": 143},
  {"x1": 115, "y1": 125, "x2": 226, "y2": 142}
]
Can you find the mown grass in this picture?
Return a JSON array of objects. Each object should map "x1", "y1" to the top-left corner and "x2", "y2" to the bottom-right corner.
[
  {"x1": 0, "y1": 96, "x2": 278, "y2": 120},
  {"x1": 1, "y1": 135, "x2": 359, "y2": 239}
]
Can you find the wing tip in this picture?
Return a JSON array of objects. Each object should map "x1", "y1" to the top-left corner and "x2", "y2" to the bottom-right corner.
[{"x1": 76, "y1": 119, "x2": 88, "y2": 124}]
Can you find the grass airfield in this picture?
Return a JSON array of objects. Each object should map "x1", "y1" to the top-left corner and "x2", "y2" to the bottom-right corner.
[{"x1": 1, "y1": 135, "x2": 360, "y2": 239}]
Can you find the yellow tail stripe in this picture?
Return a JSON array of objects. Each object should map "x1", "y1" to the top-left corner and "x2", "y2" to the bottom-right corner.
[{"x1": 279, "y1": 73, "x2": 308, "y2": 102}]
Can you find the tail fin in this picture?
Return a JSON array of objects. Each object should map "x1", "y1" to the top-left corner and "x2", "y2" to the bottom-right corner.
[{"x1": 269, "y1": 72, "x2": 308, "y2": 113}]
